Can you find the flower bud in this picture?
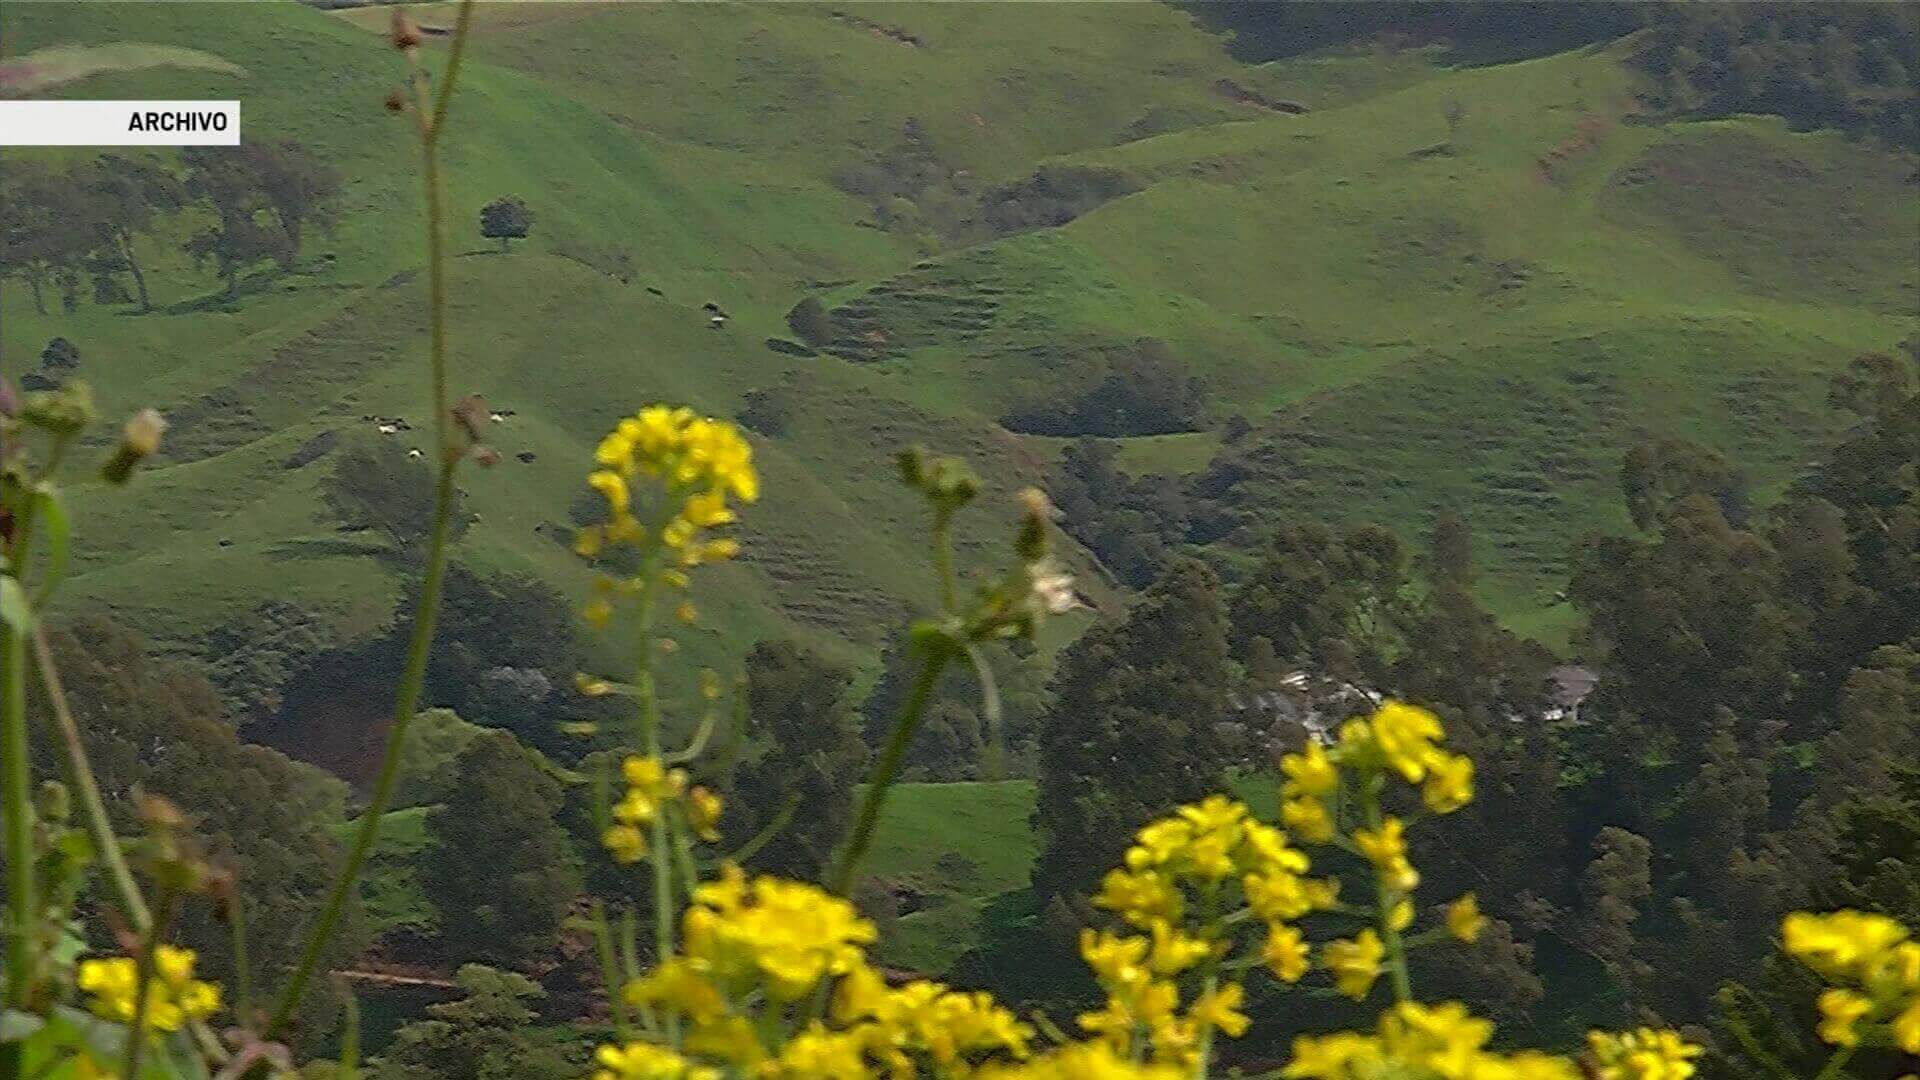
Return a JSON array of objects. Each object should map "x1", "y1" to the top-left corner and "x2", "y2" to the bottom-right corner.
[
  {"x1": 21, "y1": 381, "x2": 95, "y2": 438},
  {"x1": 384, "y1": 88, "x2": 408, "y2": 113},
  {"x1": 101, "y1": 408, "x2": 166, "y2": 486},
  {"x1": 390, "y1": 9, "x2": 424, "y2": 49},
  {"x1": 37, "y1": 779, "x2": 70, "y2": 824}
]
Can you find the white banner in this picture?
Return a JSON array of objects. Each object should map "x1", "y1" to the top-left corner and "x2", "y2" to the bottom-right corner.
[{"x1": 0, "y1": 101, "x2": 240, "y2": 146}]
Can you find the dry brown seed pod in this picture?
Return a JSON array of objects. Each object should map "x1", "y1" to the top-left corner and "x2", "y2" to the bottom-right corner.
[
  {"x1": 384, "y1": 88, "x2": 408, "y2": 113},
  {"x1": 390, "y1": 10, "x2": 424, "y2": 50}
]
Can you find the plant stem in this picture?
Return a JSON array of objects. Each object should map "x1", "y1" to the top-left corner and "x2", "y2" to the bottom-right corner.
[
  {"x1": 263, "y1": 4, "x2": 475, "y2": 1036},
  {"x1": 1362, "y1": 779, "x2": 1414, "y2": 1005},
  {"x1": 1, "y1": 617, "x2": 34, "y2": 1001},
  {"x1": 31, "y1": 626, "x2": 151, "y2": 933},
  {"x1": 828, "y1": 642, "x2": 952, "y2": 895},
  {"x1": 265, "y1": 464, "x2": 457, "y2": 1038},
  {"x1": 119, "y1": 889, "x2": 178, "y2": 1080},
  {"x1": 1812, "y1": 1044, "x2": 1857, "y2": 1080}
]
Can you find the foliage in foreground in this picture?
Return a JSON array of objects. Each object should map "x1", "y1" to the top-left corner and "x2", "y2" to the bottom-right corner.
[{"x1": 3, "y1": 10, "x2": 1917, "y2": 1080}]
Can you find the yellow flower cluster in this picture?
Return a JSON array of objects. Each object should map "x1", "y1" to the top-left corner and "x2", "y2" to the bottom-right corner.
[
  {"x1": 602, "y1": 755, "x2": 724, "y2": 864},
  {"x1": 593, "y1": 1041, "x2": 719, "y2": 1080},
  {"x1": 675, "y1": 864, "x2": 877, "y2": 1002},
  {"x1": 603, "y1": 867, "x2": 1035, "y2": 1079},
  {"x1": 1277, "y1": 702, "x2": 1472, "y2": 852},
  {"x1": 1285, "y1": 1001, "x2": 1581, "y2": 1079},
  {"x1": 1584, "y1": 1028, "x2": 1704, "y2": 1079},
  {"x1": 975, "y1": 1041, "x2": 1183, "y2": 1080},
  {"x1": 576, "y1": 406, "x2": 758, "y2": 627},
  {"x1": 1095, "y1": 794, "x2": 1335, "y2": 987},
  {"x1": 1781, "y1": 909, "x2": 1920, "y2": 1054},
  {"x1": 77, "y1": 945, "x2": 221, "y2": 1032}
]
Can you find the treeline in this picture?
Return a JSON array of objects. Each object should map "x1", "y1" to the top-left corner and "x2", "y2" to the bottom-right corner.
[
  {"x1": 1190, "y1": 1, "x2": 1919, "y2": 148},
  {"x1": 963, "y1": 341, "x2": 1920, "y2": 1072},
  {"x1": 0, "y1": 142, "x2": 341, "y2": 312}
]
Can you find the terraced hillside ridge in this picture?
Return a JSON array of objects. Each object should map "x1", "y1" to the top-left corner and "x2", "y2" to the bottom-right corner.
[{"x1": 6, "y1": 2, "x2": 1914, "y2": 708}]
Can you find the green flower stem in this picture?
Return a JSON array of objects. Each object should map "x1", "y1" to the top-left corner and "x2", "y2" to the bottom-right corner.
[
  {"x1": 829, "y1": 639, "x2": 953, "y2": 896},
  {"x1": 1, "y1": 617, "x2": 33, "y2": 1001},
  {"x1": 31, "y1": 625, "x2": 151, "y2": 933},
  {"x1": 119, "y1": 888, "x2": 179, "y2": 1080},
  {"x1": 1361, "y1": 778, "x2": 1413, "y2": 1005},
  {"x1": 1812, "y1": 1044, "x2": 1857, "y2": 1080},
  {"x1": 1192, "y1": 883, "x2": 1224, "y2": 1079},
  {"x1": 263, "y1": 3, "x2": 474, "y2": 1038},
  {"x1": 590, "y1": 900, "x2": 634, "y2": 1039},
  {"x1": 266, "y1": 463, "x2": 459, "y2": 1038}
]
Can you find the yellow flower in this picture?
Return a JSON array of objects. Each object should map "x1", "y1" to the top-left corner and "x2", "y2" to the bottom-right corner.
[
  {"x1": 687, "y1": 786, "x2": 724, "y2": 842},
  {"x1": 1815, "y1": 988, "x2": 1874, "y2": 1047},
  {"x1": 1281, "y1": 742, "x2": 1338, "y2": 799},
  {"x1": 77, "y1": 945, "x2": 221, "y2": 1032},
  {"x1": 1447, "y1": 893, "x2": 1487, "y2": 944},
  {"x1": 977, "y1": 1041, "x2": 1184, "y2": 1080},
  {"x1": 1093, "y1": 868, "x2": 1182, "y2": 929},
  {"x1": 682, "y1": 865, "x2": 876, "y2": 1000},
  {"x1": 1264, "y1": 924, "x2": 1310, "y2": 983},
  {"x1": 592, "y1": 1039, "x2": 720, "y2": 1080},
  {"x1": 625, "y1": 958, "x2": 729, "y2": 1026},
  {"x1": 1189, "y1": 982, "x2": 1250, "y2": 1038},
  {"x1": 1585, "y1": 1027, "x2": 1703, "y2": 1080},
  {"x1": 1422, "y1": 751, "x2": 1474, "y2": 814},
  {"x1": 1324, "y1": 931, "x2": 1385, "y2": 1001},
  {"x1": 1782, "y1": 909, "x2": 1909, "y2": 981},
  {"x1": 1280, "y1": 795, "x2": 1335, "y2": 844},
  {"x1": 1352, "y1": 817, "x2": 1419, "y2": 893},
  {"x1": 1244, "y1": 869, "x2": 1320, "y2": 923},
  {"x1": 1387, "y1": 898, "x2": 1414, "y2": 933},
  {"x1": 1893, "y1": 997, "x2": 1920, "y2": 1055},
  {"x1": 603, "y1": 824, "x2": 647, "y2": 864},
  {"x1": 1368, "y1": 702, "x2": 1446, "y2": 782},
  {"x1": 1284, "y1": 1004, "x2": 1583, "y2": 1080},
  {"x1": 1146, "y1": 920, "x2": 1212, "y2": 976}
]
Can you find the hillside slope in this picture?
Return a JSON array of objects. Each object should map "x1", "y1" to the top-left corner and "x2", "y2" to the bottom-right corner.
[{"x1": 5, "y1": 2, "x2": 1912, "y2": 704}]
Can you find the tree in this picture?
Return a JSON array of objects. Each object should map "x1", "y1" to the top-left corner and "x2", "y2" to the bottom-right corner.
[
  {"x1": 247, "y1": 140, "x2": 341, "y2": 271},
  {"x1": 0, "y1": 163, "x2": 99, "y2": 314},
  {"x1": 1228, "y1": 521, "x2": 1411, "y2": 687},
  {"x1": 420, "y1": 731, "x2": 580, "y2": 968},
  {"x1": 1620, "y1": 437, "x2": 1748, "y2": 532},
  {"x1": 372, "y1": 964, "x2": 576, "y2": 1080},
  {"x1": 479, "y1": 196, "x2": 532, "y2": 253},
  {"x1": 725, "y1": 641, "x2": 869, "y2": 880},
  {"x1": 181, "y1": 147, "x2": 283, "y2": 298},
  {"x1": 319, "y1": 438, "x2": 469, "y2": 557},
  {"x1": 1031, "y1": 560, "x2": 1230, "y2": 902},
  {"x1": 80, "y1": 154, "x2": 186, "y2": 311},
  {"x1": 27, "y1": 616, "x2": 363, "y2": 1037}
]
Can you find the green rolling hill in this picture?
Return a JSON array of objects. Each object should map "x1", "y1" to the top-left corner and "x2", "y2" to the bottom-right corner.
[{"x1": 6, "y1": 1, "x2": 1913, "y2": 706}]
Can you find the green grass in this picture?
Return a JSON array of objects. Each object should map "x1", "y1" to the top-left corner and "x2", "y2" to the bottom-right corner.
[
  {"x1": 6, "y1": 5, "x2": 1913, "y2": 726},
  {"x1": 859, "y1": 781, "x2": 1037, "y2": 973},
  {"x1": 330, "y1": 805, "x2": 439, "y2": 938}
]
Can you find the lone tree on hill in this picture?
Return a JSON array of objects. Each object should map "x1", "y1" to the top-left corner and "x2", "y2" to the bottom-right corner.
[{"x1": 480, "y1": 196, "x2": 532, "y2": 252}]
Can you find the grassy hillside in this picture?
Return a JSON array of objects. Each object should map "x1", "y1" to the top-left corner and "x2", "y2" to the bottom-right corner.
[{"x1": 7, "y1": 2, "x2": 1913, "y2": 714}]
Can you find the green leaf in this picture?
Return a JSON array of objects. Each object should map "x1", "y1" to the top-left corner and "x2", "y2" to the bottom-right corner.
[
  {"x1": 0, "y1": 44, "x2": 242, "y2": 96},
  {"x1": 1, "y1": 577, "x2": 34, "y2": 633}
]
